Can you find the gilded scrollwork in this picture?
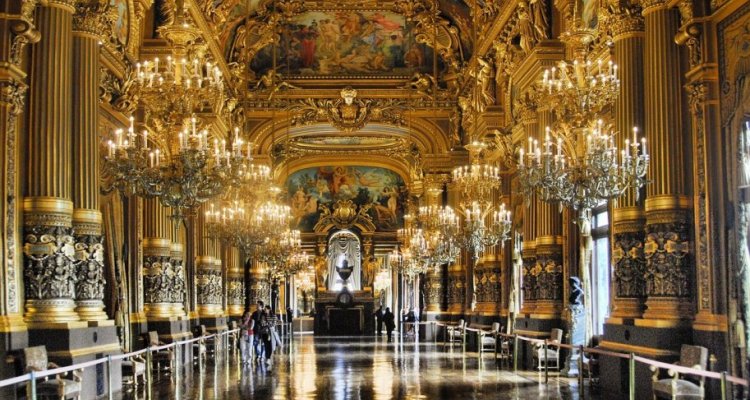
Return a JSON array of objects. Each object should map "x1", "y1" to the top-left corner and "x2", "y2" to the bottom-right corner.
[
  {"x1": 425, "y1": 273, "x2": 442, "y2": 307},
  {"x1": 73, "y1": 0, "x2": 118, "y2": 38},
  {"x1": 522, "y1": 256, "x2": 536, "y2": 302},
  {"x1": 644, "y1": 221, "x2": 691, "y2": 298},
  {"x1": 447, "y1": 274, "x2": 466, "y2": 305},
  {"x1": 288, "y1": 87, "x2": 406, "y2": 133},
  {"x1": 534, "y1": 254, "x2": 562, "y2": 301},
  {"x1": 23, "y1": 226, "x2": 77, "y2": 300}
]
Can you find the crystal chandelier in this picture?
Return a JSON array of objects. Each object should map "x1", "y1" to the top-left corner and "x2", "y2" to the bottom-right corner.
[
  {"x1": 104, "y1": 115, "x2": 256, "y2": 221},
  {"x1": 454, "y1": 201, "x2": 512, "y2": 258},
  {"x1": 452, "y1": 141, "x2": 501, "y2": 204},
  {"x1": 205, "y1": 198, "x2": 289, "y2": 251},
  {"x1": 296, "y1": 267, "x2": 316, "y2": 292},
  {"x1": 417, "y1": 204, "x2": 460, "y2": 266},
  {"x1": 450, "y1": 141, "x2": 511, "y2": 256},
  {"x1": 517, "y1": 121, "x2": 649, "y2": 223},
  {"x1": 540, "y1": 59, "x2": 620, "y2": 128}
]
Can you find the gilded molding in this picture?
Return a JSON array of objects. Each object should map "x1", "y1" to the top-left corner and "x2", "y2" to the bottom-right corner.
[
  {"x1": 612, "y1": 230, "x2": 646, "y2": 298},
  {"x1": 644, "y1": 219, "x2": 691, "y2": 298}
]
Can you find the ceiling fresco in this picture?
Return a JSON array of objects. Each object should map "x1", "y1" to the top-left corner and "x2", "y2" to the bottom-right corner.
[
  {"x1": 248, "y1": 9, "x2": 441, "y2": 77},
  {"x1": 286, "y1": 166, "x2": 408, "y2": 231}
]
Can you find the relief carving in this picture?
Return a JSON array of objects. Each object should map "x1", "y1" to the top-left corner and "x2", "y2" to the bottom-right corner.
[
  {"x1": 612, "y1": 231, "x2": 646, "y2": 298},
  {"x1": 23, "y1": 226, "x2": 77, "y2": 300},
  {"x1": 197, "y1": 269, "x2": 223, "y2": 305},
  {"x1": 644, "y1": 220, "x2": 691, "y2": 297},
  {"x1": 227, "y1": 277, "x2": 244, "y2": 305},
  {"x1": 73, "y1": 232, "x2": 105, "y2": 301}
]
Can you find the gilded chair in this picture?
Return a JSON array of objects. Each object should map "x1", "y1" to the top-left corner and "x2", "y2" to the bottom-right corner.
[
  {"x1": 446, "y1": 319, "x2": 465, "y2": 347},
  {"x1": 146, "y1": 331, "x2": 173, "y2": 373},
  {"x1": 535, "y1": 328, "x2": 563, "y2": 371},
  {"x1": 192, "y1": 325, "x2": 208, "y2": 364},
  {"x1": 479, "y1": 322, "x2": 501, "y2": 355},
  {"x1": 121, "y1": 354, "x2": 146, "y2": 390},
  {"x1": 651, "y1": 345, "x2": 708, "y2": 400},
  {"x1": 22, "y1": 346, "x2": 83, "y2": 400}
]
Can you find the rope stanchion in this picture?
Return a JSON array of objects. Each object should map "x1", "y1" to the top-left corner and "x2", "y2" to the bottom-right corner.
[
  {"x1": 513, "y1": 334, "x2": 518, "y2": 372},
  {"x1": 628, "y1": 352, "x2": 635, "y2": 400},
  {"x1": 29, "y1": 371, "x2": 36, "y2": 400},
  {"x1": 578, "y1": 345, "x2": 584, "y2": 399},
  {"x1": 107, "y1": 355, "x2": 114, "y2": 400},
  {"x1": 544, "y1": 339, "x2": 560, "y2": 383}
]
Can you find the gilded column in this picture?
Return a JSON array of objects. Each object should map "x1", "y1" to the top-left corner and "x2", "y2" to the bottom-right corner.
[
  {"x1": 423, "y1": 174, "x2": 448, "y2": 313},
  {"x1": 23, "y1": 0, "x2": 79, "y2": 323},
  {"x1": 142, "y1": 198, "x2": 173, "y2": 319},
  {"x1": 226, "y1": 246, "x2": 244, "y2": 318},
  {"x1": 248, "y1": 258, "x2": 269, "y2": 305},
  {"x1": 71, "y1": 2, "x2": 113, "y2": 322},
  {"x1": 446, "y1": 181, "x2": 465, "y2": 314},
  {"x1": 641, "y1": 0, "x2": 693, "y2": 321},
  {"x1": 534, "y1": 107, "x2": 564, "y2": 317},
  {"x1": 0, "y1": 0, "x2": 37, "y2": 332},
  {"x1": 196, "y1": 208, "x2": 222, "y2": 317},
  {"x1": 609, "y1": 8, "x2": 648, "y2": 320},
  {"x1": 168, "y1": 224, "x2": 186, "y2": 317},
  {"x1": 519, "y1": 99, "x2": 538, "y2": 315}
]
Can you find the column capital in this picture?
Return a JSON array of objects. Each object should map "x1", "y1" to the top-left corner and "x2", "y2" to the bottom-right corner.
[
  {"x1": 640, "y1": 0, "x2": 670, "y2": 14},
  {"x1": 610, "y1": 11, "x2": 645, "y2": 39},
  {"x1": 72, "y1": 0, "x2": 116, "y2": 38}
]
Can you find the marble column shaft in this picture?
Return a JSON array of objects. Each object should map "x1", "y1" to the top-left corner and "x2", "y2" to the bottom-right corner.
[
  {"x1": 610, "y1": 12, "x2": 648, "y2": 320},
  {"x1": 23, "y1": 0, "x2": 78, "y2": 323},
  {"x1": 642, "y1": 0, "x2": 693, "y2": 320}
]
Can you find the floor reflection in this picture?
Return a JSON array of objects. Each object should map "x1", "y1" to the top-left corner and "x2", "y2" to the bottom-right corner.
[{"x1": 118, "y1": 335, "x2": 596, "y2": 400}]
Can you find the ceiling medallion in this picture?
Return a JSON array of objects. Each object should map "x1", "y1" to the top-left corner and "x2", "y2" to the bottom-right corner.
[{"x1": 288, "y1": 86, "x2": 406, "y2": 133}]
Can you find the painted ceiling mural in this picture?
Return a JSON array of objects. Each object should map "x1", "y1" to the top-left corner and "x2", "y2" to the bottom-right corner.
[
  {"x1": 286, "y1": 166, "x2": 408, "y2": 231},
  {"x1": 249, "y1": 10, "x2": 441, "y2": 77}
]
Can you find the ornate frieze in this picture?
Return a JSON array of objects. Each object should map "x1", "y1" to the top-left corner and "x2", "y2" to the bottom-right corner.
[
  {"x1": 142, "y1": 255, "x2": 175, "y2": 304},
  {"x1": 533, "y1": 253, "x2": 562, "y2": 301},
  {"x1": 644, "y1": 218, "x2": 691, "y2": 298},
  {"x1": 447, "y1": 274, "x2": 466, "y2": 306},
  {"x1": 522, "y1": 255, "x2": 537, "y2": 302},
  {"x1": 73, "y1": 232, "x2": 105, "y2": 301},
  {"x1": 23, "y1": 225, "x2": 77, "y2": 300},
  {"x1": 227, "y1": 277, "x2": 244, "y2": 306},
  {"x1": 612, "y1": 230, "x2": 646, "y2": 298},
  {"x1": 197, "y1": 269, "x2": 223, "y2": 305}
]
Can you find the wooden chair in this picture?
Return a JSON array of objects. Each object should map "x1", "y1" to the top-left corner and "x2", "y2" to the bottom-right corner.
[
  {"x1": 535, "y1": 328, "x2": 563, "y2": 371},
  {"x1": 651, "y1": 345, "x2": 708, "y2": 400},
  {"x1": 146, "y1": 331, "x2": 173, "y2": 373},
  {"x1": 121, "y1": 354, "x2": 146, "y2": 391},
  {"x1": 479, "y1": 322, "x2": 501, "y2": 355},
  {"x1": 22, "y1": 346, "x2": 82, "y2": 400}
]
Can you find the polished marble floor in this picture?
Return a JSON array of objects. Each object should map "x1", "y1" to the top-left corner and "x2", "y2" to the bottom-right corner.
[{"x1": 120, "y1": 335, "x2": 599, "y2": 400}]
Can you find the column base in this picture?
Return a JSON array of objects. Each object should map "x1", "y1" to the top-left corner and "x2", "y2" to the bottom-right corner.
[
  {"x1": 145, "y1": 302, "x2": 177, "y2": 319},
  {"x1": 642, "y1": 297, "x2": 693, "y2": 322},
  {"x1": 75, "y1": 299, "x2": 108, "y2": 321},
  {"x1": 609, "y1": 298, "x2": 646, "y2": 320},
  {"x1": 197, "y1": 304, "x2": 224, "y2": 317},
  {"x1": 24, "y1": 298, "x2": 80, "y2": 323}
]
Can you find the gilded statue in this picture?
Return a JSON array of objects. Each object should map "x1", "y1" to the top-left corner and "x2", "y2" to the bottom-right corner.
[
  {"x1": 402, "y1": 72, "x2": 438, "y2": 98},
  {"x1": 363, "y1": 255, "x2": 379, "y2": 288},
  {"x1": 517, "y1": 1, "x2": 545, "y2": 54},
  {"x1": 252, "y1": 70, "x2": 300, "y2": 100},
  {"x1": 475, "y1": 57, "x2": 494, "y2": 111}
]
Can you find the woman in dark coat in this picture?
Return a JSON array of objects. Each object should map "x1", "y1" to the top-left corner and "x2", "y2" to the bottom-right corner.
[{"x1": 383, "y1": 307, "x2": 396, "y2": 340}]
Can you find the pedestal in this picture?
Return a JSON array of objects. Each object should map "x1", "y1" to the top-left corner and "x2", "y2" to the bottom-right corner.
[{"x1": 562, "y1": 305, "x2": 585, "y2": 377}]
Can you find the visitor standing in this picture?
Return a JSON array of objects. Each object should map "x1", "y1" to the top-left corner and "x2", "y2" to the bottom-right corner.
[
  {"x1": 251, "y1": 301, "x2": 265, "y2": 362},
  {"x1": 384, "y1": 307, "x2": 395, "y2": 341},
  {"x1": 374, "y1": 306, "x2": 384, "y2": 336},
  {"x1": 261, "y1": 305, "x2": 279, "y2": 368},
  {"x1": 240, "y1": 310, "x2": 254, "y2": 364}
]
